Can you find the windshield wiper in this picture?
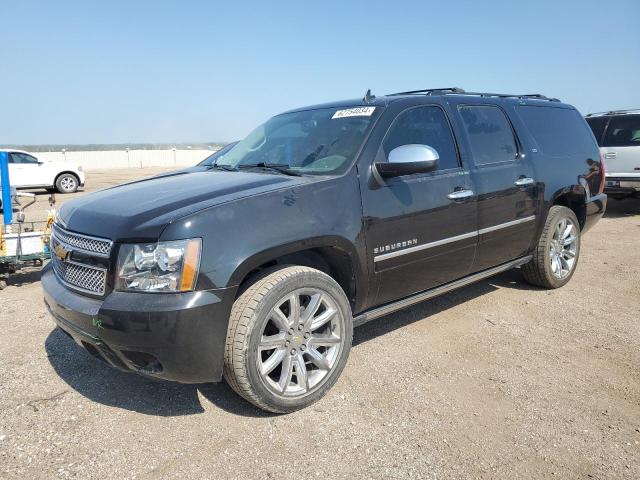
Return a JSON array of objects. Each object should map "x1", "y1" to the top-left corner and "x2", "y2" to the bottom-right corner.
[
  {"x1": 207, "y1": 163, "x2": 238, "y2": 172},
  {"x1": 238, "y1": 162, "x2": 303, "y2": 177}
]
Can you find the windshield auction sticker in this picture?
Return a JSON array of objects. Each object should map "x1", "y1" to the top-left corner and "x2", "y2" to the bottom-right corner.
[{"x1": 332, "y1": 107, "x2": 376, "y2": 119}]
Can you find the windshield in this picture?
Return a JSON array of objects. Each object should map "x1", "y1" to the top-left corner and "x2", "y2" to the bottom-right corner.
[
  {"x1": 197, "y1": 141, "x2": 238, "y2": 166},
  {"x1": 216, "y1": 107, "x2": 377, "y2": 175}
]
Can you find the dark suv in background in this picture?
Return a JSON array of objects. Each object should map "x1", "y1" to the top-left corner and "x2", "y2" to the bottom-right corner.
[
  {"x1": 42, "y1": 87, "x2": 606, "y2": 413},
  {"x1": 586, "y1": 109, "x2": 640, "y2": 199}
]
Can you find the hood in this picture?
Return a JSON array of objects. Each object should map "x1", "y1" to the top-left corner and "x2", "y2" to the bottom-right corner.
[{"x1": 57, "y1": 170, "x2": 306, "y2": 241}]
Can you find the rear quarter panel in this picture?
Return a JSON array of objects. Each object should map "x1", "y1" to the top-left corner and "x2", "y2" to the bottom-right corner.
[{"x1": 510, "y1": 102, "x2": 603, "y2": 235}]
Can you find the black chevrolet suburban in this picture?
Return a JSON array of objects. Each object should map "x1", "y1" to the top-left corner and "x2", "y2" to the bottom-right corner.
[{"x1": 43, "y1": 88, "x2": 607, "y2": 413}]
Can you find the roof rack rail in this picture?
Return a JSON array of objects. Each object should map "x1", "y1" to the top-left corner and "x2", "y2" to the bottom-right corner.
[
  {"x1": 586, "y1": 108, "x2": 640, "y2": 117},
  {"x1": 387, "y1": 88, "x2": 560, "y2": 102},
  {"x1": 388, "y1": 87, "x2": 466, "y2": 96}
]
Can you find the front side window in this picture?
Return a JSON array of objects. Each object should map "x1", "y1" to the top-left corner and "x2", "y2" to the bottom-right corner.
[
  {"x1": 602, "y1": 115, "x2": 640, "y2": 147},
  {"x1": 216, "y1": 107, "x2": 377, "y2": 175},
  {"x1": 383, "y1": 106, "x2": 460, "y2": 171},
  {"x1": 458, "y1": 105, "x2": 518, "y2": 165},
  {"x1": 10, "y1": 153, "x2": 38, "y2": 164}
]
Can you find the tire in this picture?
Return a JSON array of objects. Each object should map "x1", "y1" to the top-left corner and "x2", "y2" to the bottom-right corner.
[
  {"x1": 224, "y1": 265, "x2": 353, "y2": 413},
  {"x1": 522, "y1": 206, "x2": 581, "y2": 289},
  {"x1": 55, "y1": 173, "x2": 79, "y2": 194}
]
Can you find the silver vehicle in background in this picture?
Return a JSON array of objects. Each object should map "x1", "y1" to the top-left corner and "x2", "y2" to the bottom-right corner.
[{"x1": 586, "y1": 109, "x2": 640, "y2": 199}]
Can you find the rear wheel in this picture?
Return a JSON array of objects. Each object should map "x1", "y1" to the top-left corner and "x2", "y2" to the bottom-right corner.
[
  {"x1": 224, "y1": 266, "x2": 353, "y2": 413},
  {"x1": 522, "y1": 206, "x2": 581, "y2": 289},
  {"x1": 55, "y1": 173, "x2": 79, "y2": 194}
]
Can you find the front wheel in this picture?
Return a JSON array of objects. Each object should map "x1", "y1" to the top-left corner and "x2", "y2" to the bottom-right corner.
[
  {"x1": 55, "y1": 173, "x2": 79, "y2": 194},
  {"x1": 224, "y1": 266, "x2": 353, "y2": 413},
  {"x1": 522, "y1": 205, "x2": 581, "y2": 289}
]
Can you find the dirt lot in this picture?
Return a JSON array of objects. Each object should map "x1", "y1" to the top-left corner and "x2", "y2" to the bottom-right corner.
[{"x1": 1, "y1": 168, "x2": 639, "y2": 479}]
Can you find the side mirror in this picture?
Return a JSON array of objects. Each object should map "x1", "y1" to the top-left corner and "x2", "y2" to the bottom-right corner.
[
  {"x1": 37, "y1": 161, "x2": 44, "y2": 165},
  {"x1": 375, "y1": 144, "x2": 439, "y2": 178}
]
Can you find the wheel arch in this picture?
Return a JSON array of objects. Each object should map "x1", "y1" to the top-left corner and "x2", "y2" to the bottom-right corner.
[
  {"x1": 228, "y1": 236, "x2": 363, "y2": 309},
  {"x1": 54, "y1": 170, "x2": 80, "y2": 187},
  {"x1": 549, "y1": 186, "x2": 587, "y2": 230}
]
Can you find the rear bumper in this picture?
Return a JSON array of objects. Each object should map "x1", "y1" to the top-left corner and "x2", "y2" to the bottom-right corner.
[
  {"x1": 604, "y1": 176, "x2": 640, "y2": 196},
  {"x1": 41, "y1": 263, "x2": 236, "y2": 383},
  {"x1": 583, "y1": 193, "x2": 607, "y2": 234}
]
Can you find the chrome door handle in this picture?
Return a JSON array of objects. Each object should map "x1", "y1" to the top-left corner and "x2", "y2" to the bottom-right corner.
[
  {"x1": 514, "y1": 177, "x2": 535, "y2": 186},
  {"x1": 605, "y1": 152, "x2": 617, "y2": 159},
  {"x1": 447, "y1": 189, "x2": 474, "y2": 200}
]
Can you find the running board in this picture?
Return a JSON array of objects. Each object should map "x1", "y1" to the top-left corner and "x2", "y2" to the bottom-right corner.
[{"x1": 352, "y1": 256, "x2": 532, "y2": 328}]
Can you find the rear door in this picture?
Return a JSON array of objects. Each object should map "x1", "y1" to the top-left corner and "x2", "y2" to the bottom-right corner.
[
  {"x1": 601, "y1": 114, "x2": 640, "y2": 178},
  {"x1": 360, "y1": 103, "x2": 478, "y2": 306},
  {"x1": 450, "y1": 101, "x2": 538, "y2": 272}
]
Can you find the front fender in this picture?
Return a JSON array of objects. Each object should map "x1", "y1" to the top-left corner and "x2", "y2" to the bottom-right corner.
[{"x1": 160, "y1": 171, "x2": 368, "y2": 302}]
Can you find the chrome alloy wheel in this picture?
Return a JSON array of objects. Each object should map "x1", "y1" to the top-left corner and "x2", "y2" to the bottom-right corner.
[
  {"x1": 256, "y1": 288, "x2": 345, "y2": 398},
  {"x1": 60, "y1": 176, "x2": 77, "y2": 192},
  {"x1": 549, "y1": 217, "x2": 578, "y2": 279}
]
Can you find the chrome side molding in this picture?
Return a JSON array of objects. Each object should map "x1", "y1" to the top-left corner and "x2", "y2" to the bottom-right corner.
[
  {"x1": 374, "y1": 216, "x2": 536, "y2": 263},
  {"x1": 353, "y1": 255, "x2": 532, "y2": 327}
]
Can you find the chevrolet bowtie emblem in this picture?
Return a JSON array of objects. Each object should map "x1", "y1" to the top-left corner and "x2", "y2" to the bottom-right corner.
[{"x1": 54, "y1": 243, "x2": 72, "y2": 262}]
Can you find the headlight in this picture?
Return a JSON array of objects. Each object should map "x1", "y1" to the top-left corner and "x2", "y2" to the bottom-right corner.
[{"x1": 115, "y1": 238, "x2": 201, "y2": 292}]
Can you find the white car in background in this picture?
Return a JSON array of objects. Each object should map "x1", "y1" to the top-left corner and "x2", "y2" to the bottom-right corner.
[{"x1": 0, "y1": 149, "x2": 85, "y2": 194}]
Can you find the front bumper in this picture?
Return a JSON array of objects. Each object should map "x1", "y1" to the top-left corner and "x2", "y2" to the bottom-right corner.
[
  {"x1": 42, "y1": 263, "x2": 236, "y2": 383},
  {"x1": 582, "y1": 193, "x2": 607, "y2": 234}
]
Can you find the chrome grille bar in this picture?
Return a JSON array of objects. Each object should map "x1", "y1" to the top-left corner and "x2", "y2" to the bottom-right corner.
[
  {"x1": 52, "y1": 255, "x2": 107, "y2": 296},
  {"x1": 52, "y1": 224, "x2": 112, "y2": 258}
]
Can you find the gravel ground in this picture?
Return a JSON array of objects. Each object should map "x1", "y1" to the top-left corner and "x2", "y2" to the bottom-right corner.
[{"x1": 1, "y1": 168, "x2": 639, "y2": 479}]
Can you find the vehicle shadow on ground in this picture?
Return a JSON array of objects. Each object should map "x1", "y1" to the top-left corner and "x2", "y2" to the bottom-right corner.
[
  {"x1": 46, "y1": 268, "x2": 534, "y2": 418},
  {"x1": 5, "y1": 268, "x2": 43, "y2": 287},
  {"x1": 45, "y1": 328, "x2": 274, "y2": 418},
  {"x1": 603, "y1": 198, "x2": 640, "y2": 218}
]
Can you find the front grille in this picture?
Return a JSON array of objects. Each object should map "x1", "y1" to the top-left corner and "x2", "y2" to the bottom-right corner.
[
  {"x1": 52, "y1": 224, "x2": 112, "y2": 257},
  {"x1": 52, "y1": 255, "x2": 107, "y2": 295},
  {"x1": 50, "y1": 225, "x2": 110, "y2": 296}
]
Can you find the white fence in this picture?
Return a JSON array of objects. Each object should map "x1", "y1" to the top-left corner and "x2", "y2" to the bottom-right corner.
[{"x1": 35, "y1": 149, "x2": 216, "y2": 170}]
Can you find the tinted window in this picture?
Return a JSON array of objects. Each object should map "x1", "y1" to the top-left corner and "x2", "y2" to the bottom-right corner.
[
  {"x1": 585, "y1": 116, "x2": 609, "y2": 145},
  {"x1": 603, "y1": 115, "x2": 640, "y2": 147},
  {"x1": 383, "y1": 106, "x2": 459, "y2": 171},
  {"x1": 458, "y1": 105, "x2": 517, "y2": 165},
  {"x1": 10, "y1": 153, "x2": 38, "y2": 164},
  {"x1": 518, "y1": 106, "x2": 597, "y2": 156}
]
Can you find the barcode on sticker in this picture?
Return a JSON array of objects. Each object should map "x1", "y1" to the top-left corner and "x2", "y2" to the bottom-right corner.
[{"x1": 332, "y1": 107, "x2": 376, "y2": 119}]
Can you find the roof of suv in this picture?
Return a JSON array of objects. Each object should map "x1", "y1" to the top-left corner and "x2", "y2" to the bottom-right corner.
[
  {"x1": 283, "y1": 87, "x2": 569, "y2": 115},
  {"x1": 586, "y1": 109, "x2": 640, "y2": 118},
  {"x1": 0, "y1": 149, "x2": 32, "y2": 154}
]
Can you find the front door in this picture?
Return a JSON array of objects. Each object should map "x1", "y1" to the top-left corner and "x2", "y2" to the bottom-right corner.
[
  {"x1": 9, "y1": 152, "x2": 41, "y2": 187},
  {"x1": 451, "y1": 102, "x2": 538, "y2": 271},
  {"x1": 360, "y1": 104, "x2": 478, "y2": 306}
]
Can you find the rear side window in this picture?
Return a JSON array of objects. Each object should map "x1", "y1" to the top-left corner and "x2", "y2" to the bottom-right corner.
[
  {"x1": 383, "y1": 106, "x2": 460, "y2": 171},
  {"x1": 517, "y1": 106, "x2": 597, "y2": 157},
  {"x1": 602, "y1": 115, "x2": 640, "y2": 147},
  {"x1": 585, "y1": 116, "x2": 609, "y2": 145},
  {"x1": 458, "y1": 105, "x2": 518, "y2": 165}
]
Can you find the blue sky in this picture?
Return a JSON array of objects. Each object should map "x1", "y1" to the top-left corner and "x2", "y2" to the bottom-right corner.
[{"x1": 1, "y1": 0, "x2": 638, "y2": 145}]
